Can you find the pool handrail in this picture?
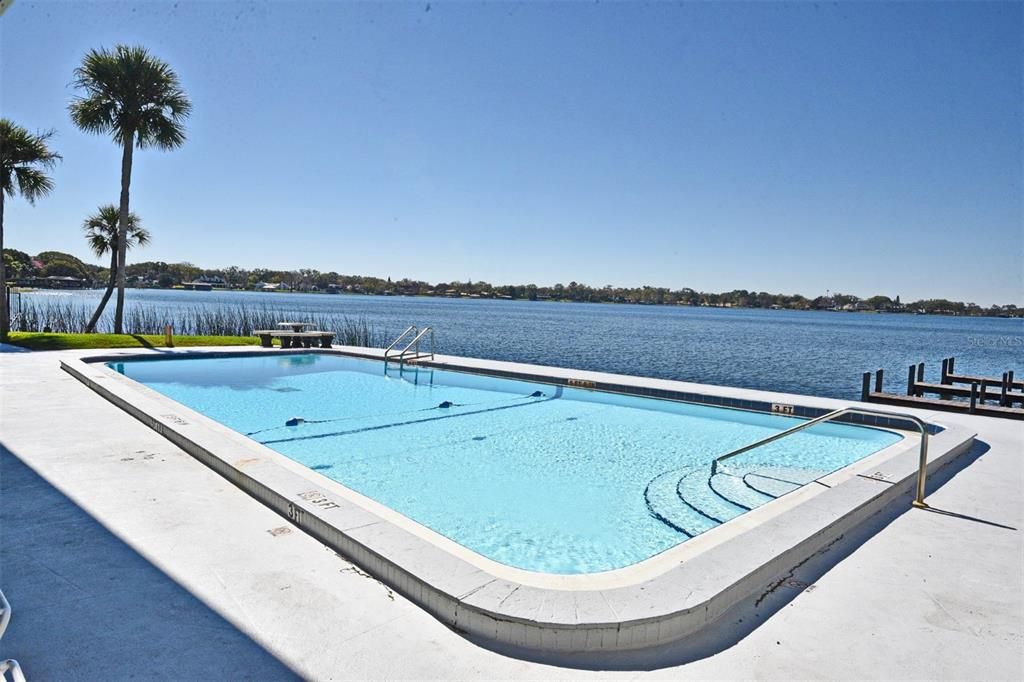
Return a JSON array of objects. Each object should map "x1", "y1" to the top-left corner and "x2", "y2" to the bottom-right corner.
[
  {"x1": 0, "y1": 589, "x2": 10, "y2": 640},
  {"x1": 0, "y1": 589, "x2": 25, "y2": 682},
  {"x1": 384, "y1": 326, "x2": 418, "y2": 356},
  {"x1": 0, "y1": 659, "x2": 25, "y2": 682},
  {"x1": 385, "y1": 326, "x2": 434, "y2": 363},
  {"x1": 711, "y1": 406, "x2": 931, "y2": 508}
]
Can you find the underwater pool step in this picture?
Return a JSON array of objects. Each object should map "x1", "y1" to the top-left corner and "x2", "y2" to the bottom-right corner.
[
  {"x1": 740, "y1": 466, "x2": 827, "y2": 498},
  {"x1": 675, "y1": 468, "x2": 747, "y2": 528},
  {"x1": 707, "y1": 472, "x2": 775, "y2": 510},
  {"x1": 643, "y1": 467, "x2": 716, "y2": 537}
]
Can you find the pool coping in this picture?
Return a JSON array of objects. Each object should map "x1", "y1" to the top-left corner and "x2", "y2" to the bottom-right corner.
[{"x1": 59, "y1": 347, "x2": 976, "y2": 653}]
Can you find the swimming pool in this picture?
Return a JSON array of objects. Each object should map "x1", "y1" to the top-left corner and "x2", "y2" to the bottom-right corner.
[{"x1": 110, "y1": 352, "x2": 901, "y2": 574}]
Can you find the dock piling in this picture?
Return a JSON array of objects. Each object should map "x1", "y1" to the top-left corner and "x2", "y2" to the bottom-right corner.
[
  {"x1": 939, "y1": 358, "x2": 952, "y2": 399},
  {"x1": 861, "y1": 357, "x2": 1022, "y2": 420}
]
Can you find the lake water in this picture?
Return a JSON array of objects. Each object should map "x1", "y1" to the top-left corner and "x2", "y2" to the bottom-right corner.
[{"x1": 18, "y1": 288, "x2": 1023, "y2": 400}]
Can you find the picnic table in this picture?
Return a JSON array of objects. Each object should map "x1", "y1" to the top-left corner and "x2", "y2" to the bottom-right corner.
[
  {"x1": 277, "y1": 321, "x2": 314, "y2": 332},
  {"x1": 253, "y1": 324, "x2": 334, "y2": 349}
]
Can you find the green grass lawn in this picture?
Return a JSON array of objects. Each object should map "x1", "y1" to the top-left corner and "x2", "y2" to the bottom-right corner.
[{"x1": 3, "y1": 332, "x2": 261, "y2": 351}]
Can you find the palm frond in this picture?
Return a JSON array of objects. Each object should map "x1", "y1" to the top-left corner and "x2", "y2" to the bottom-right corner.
[
  {"x1": 68, "y1": 44, "x2": 191, "y2": 149},
  {"x1": 0, "y1": 119, "x2": 61, "y2": 202},
  {"x1": 81, "y1": 204, "x2": 147, "y2": 257},
  {"x1": 13, "y1": 167, "x2": 55, "y2": 202}
]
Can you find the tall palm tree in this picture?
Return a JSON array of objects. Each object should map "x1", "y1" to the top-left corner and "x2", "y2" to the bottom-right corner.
[
  {"x1": 69, "y1": 44, "x2": 191, "y2": 334},
  {"x1": 0, "y1": 119, "x2": 61, "y2": 338},
  {"x1": 82, "y1": 205, "x2": 150, "y2": 333}
]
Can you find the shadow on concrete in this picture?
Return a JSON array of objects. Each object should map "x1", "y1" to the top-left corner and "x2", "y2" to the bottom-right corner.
[
  {"x1": 462, "y1": 439, "x2": 994, "y2": 671},
  {"x1": 920, "y1": 505, "x2": 1017, "y2": 531},
  {"x1": 0, "y1": 444, "x2": 301, "y2": 681}
]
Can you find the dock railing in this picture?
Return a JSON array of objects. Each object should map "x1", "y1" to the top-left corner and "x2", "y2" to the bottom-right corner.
[{"x1": 711, "y1": 406, "x2": 931, "y2": 508}]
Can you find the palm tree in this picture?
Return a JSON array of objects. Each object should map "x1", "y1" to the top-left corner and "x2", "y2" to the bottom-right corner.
[
  {"x1": 69, "y1": 44, "x2": 191, "y2": 334},
  {"x1": 82, "y1": 205, "x2": 150, "y2": 333},
  {"x1": 0, "y1": 119, "x2": 61, "y2": 338}
]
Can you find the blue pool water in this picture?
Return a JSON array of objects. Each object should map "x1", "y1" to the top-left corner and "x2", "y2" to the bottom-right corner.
[{"x1": 112, "y1": 353, "x2": 902, "y2": 574}]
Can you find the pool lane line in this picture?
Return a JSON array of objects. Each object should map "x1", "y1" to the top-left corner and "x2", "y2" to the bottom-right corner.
[
  {"x1": 258, "y1": 394, "x2": 560, "y2": 445},
  {"x1": 245, "y1": 390, "x2": 548, "y2": 437}
]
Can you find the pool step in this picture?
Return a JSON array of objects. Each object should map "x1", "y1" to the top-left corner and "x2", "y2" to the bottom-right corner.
[
  {"x1": 675, "y1": 468, "x2": 747, "y2": 527},
  {"x1": 708, "y1": 471, "x2": 775, "y2": 510},
  {"x1": 741, "y1": 466, "x2": 826, "y2": 498},
  {"x1": 645, "y1": 467, "x2": 758, "y2": 537},
  {"x1": 644, "y1": 468, "x2": 707, "y2": 537},
  {"x1": 645, "y1": 464, "x2": 830, "y2": 538}
]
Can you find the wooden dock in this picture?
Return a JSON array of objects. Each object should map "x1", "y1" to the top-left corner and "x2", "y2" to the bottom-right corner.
[{"x1": 862, "y1": 356, "x2": 1024, "y2": 420}]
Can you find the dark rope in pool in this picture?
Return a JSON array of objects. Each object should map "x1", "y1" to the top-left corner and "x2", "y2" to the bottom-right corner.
[
  {"x1": 244, "y1": 390, "x2": 546, "y2": 436},
  {"x1": 258, "y1": 392, "x2": 560, "y2": 446}
]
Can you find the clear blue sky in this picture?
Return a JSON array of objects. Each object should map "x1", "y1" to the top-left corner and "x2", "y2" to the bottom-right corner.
[{"x1": 2, "y1": 1, "x2": 1021, "y2": 304}]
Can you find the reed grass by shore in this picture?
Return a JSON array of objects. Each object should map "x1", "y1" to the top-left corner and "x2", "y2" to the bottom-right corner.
[{"x1": 11, "y1": 300, "x2": 385, "y2": 347}]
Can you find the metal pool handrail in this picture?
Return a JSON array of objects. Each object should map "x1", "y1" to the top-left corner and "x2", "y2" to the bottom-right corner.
[
  {"x1": 385, "y1": 326, "x2": 434, "y2": 362},
  {"x1": 0, "y1": 588, "x2": 25, "y2": 682},
  {"x1": 0, "y1": 589, "x2": 10, "y2": 640},
  {"x1": 404, "y1": 326, "x2": 434, "y2": 360},
  {"x1": 385, "y1": 326, "x2": 418, "y2": 356},
  {"x1": 711, "y1": 406, "x2": 931, "y2": 509}
]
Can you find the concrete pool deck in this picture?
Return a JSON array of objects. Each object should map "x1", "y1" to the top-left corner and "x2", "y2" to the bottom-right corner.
[{"x1": 1, "y1": 346, "x2": 1021, "y2": 679}]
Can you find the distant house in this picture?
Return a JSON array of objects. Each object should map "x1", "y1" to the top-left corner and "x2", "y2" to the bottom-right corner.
[
  {"x1": 21, "y1": 276, "x2": 88, "y2": 289},
  {"x1": 43, "y1": 276, "x2": 88, "y2": 289},
  {"x1": 261, "y1": 282, "x2": 291, "y2": 291},
  {"x1": 196, "y1": 274, "x2": 227, "y2": 287}
]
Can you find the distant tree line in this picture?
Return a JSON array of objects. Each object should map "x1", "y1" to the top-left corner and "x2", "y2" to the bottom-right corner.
[{"x1": 4, "y1": 248, "x2": 1020, "y2": 318}]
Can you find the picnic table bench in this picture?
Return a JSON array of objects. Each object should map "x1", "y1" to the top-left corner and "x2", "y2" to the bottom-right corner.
[{"x1": 253, "y1": 329, "x2": 335, "y2": 349}]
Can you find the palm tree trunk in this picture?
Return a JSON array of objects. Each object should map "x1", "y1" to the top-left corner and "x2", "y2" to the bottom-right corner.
[
  {"x1": 113, "y1": 132, "x2": 134, "y2": 335},
  {"x1": 0, "y1": 189, "x2": 7, "y2": 339},
  {"x1": 113, "y1": 132, "x2": 135, "y2": 331},
  {"x1": 85, "y1": 249, "x2": 117, "y2": 333}
]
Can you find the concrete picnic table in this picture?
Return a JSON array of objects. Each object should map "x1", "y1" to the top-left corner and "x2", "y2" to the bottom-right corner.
[
  {"x1": 253, "y1": 327, "x2": 335, "y2": 348},
  {"x1": 277, "y1": 322, "x2": 314, "y2": 333}
]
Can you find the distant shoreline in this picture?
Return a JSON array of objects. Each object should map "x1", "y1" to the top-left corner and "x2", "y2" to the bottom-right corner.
[
  {"x1": 15, "y1": 285, "x2": 1022, "y2": 319},
  {"x1": 7, "y1": 249, "x2": 1019, "y2": 317}
]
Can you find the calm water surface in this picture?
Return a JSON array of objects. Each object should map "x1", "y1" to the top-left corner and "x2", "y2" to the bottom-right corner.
[{"x1": 22, "y1": 288, "x2": 1023, "y2": 399}]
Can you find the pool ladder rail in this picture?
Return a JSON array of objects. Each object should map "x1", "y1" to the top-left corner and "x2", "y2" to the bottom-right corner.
[
  {"x1": 385, "y1": 326, "x2": 435, "y2": 364},
  {"x1": 0, "y1": 589, "x2": 26, "y2": 682},
  {"x1": 648, "y1": 406, "x2": 932, "y2": 538},
  {"x1": 713, "y1": 406, "x2": 931, "y2": 509}
]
